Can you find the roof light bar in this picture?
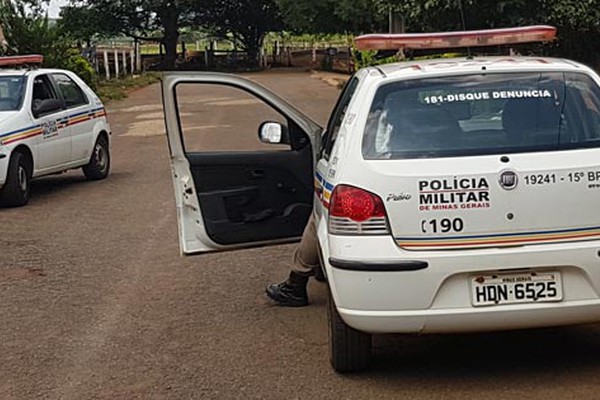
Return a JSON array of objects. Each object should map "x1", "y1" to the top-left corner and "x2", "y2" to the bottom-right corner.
[
  {"x1": 0, "y1": 55, "x2": 44, "y2": 68},
  {"x1": 355, "y1": 26, "x2": 556, "y2": 51}
]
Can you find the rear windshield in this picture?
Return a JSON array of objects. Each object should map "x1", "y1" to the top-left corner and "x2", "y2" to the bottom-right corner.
[
  {"x1": 363, "y1": 72, "x2": 600, "y2": 159},
  {"x1": 0, "y1": 76, "x2": 25, "y2": 111}
]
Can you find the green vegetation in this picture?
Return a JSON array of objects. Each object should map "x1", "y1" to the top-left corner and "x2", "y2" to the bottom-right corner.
[
  {"x1": 63, "y1": 53, "x2": 98, "y2": 90},
  {"x1": 96, "y1": 73, "x2": 161, "y2": 103},
  {"x1": 0, "y1": 0, "x2": 99, "y2": 88},
  {"x1": 61, "y1": 0, "x2": 282, "y2": 69},
  {"x1": 2, "y1": 0, "x2": 600, "y2": 74}
]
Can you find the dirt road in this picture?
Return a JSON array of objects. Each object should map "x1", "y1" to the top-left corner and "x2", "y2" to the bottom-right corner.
[{"x1": 1, "y1": 70, "x2": 600, "y2": 399}]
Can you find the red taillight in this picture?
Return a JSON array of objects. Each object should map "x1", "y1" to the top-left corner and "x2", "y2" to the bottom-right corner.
[{"x1": 330, "y1": 185, "x2": 386, "y2": 222}]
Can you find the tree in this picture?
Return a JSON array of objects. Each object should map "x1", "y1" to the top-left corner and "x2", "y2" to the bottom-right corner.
[
  {"x1": 200, "y1": 0, "x2": 283, "y2": 65},
  {"x1": 63, "y1": 0, "x2": 199, "y2": 70},
  {"x1": 59, "y1": 4, "x2": 113, "y2": 47},
  {"x1": 376, "y1": 0, "x2": 600, "y2": 68},
  {"x1": 540, "y1": 0, "x2": 600, "y2": 67},
  {"x1": 276, "y1": 0, "x2": 342, "y2": 34},
  {"x1": 0, "y1": 0, "x2": 97, "y2": 87},
  {"x1": 0, "y1": 0, "x2": 72, "y2": 66},
  {"x1": 276, "y1": 0, "x2": 385, "y2": 34}
]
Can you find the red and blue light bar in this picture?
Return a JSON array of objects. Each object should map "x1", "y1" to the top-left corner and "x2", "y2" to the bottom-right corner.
[
  {"x1": 0, "y1": 55, "x2": 44, "y2": 68},
  {"x1": 355, "y1": 26, "x2": 557, "y2": 51}
]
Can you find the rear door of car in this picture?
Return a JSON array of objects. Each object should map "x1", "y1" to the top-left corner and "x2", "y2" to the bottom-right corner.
[
  {"x1": 161, "y1": 72, "x2": 323, "y2": 255},
  {"x1": 50, "y1": 72, "x2": 95, "y2": 164}
]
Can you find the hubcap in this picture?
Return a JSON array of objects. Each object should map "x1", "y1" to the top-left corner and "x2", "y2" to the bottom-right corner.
[
  {"x1": 17, "y1": 165, "x2": 27, "y2": 193},
  {"x1": 95, "y1": 143, "x2": 107, "y2": 170}
]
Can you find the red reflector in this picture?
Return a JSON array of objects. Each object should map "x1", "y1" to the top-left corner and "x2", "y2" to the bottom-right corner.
[
  {"x1": 355, "y1": 25, "x2": 556, "y2": 51},
  {"x1": 330, "y1": 185, "x2": 386, "y2": 222},
  {"x1": 0, "y1": 55, "x2": 44, "y2": 67}
]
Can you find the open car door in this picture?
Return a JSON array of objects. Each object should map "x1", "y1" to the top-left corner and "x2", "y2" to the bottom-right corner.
[{"x1": 161, "y1": 73, "x2": 323, "y2": 255}]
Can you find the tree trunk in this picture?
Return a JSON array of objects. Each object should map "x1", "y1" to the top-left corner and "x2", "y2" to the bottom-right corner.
[
  {"x1": 160, "y1": 8, "x2": 179, "y2": 70},
  {"x1": 241, "y1": 29, "x2": 264, "y2": 68}
]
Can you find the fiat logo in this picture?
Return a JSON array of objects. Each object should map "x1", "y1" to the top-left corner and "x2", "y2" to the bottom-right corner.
[{"x1": 499, "y1": 170, "x2": 518, "y2": 190}]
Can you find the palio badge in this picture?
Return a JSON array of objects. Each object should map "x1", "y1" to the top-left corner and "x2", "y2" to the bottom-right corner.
[{"x1": 387, "y1": 192, "x2": 412, "y2": 202}]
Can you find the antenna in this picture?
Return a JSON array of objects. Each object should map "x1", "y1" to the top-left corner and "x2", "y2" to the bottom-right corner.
[{"x1": 457, "y1": 0, "x2": 471, "y2": 57}]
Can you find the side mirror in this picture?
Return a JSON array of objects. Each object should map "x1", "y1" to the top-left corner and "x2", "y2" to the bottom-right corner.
[
  {"x1": 33, "y1": 98, "x2": 62, "y2": 118},
  {"x1": 258, "y1": 121, "x2": 290, "y2": 145}
]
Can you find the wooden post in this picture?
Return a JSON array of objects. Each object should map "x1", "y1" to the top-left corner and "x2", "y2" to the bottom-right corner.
[
  {"x1": 114, "y1": 49, "x2": 119, "y2": 78},
  {"x1": 130, "y1": 49, "x2": 135, "y2": 75},
  {"x1": 122, "y1": 50, "x2": 127, "y2": 75},
  {"x1": 103, "y1": 50, "x2": 110, "y2": 80},
  {"x1": 135, "y1": 40, "x2": 142, "y2": 72}
]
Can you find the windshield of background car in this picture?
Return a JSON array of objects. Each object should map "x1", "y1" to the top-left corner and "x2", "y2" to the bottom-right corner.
[
  {"x1": 362, "y1": 72, "x2": 600, "y2": 159},
  {"x1": 0, "y1": 76, "x2": 26, "y2": 112}
]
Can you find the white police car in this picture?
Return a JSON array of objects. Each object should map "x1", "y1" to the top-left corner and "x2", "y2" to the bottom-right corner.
[
  {"x1": 161, "y1": 26, "x2": 600, "y2": 372},
  {"x1": 0, "y1": 55, "x2": 110, "y2": 207}
]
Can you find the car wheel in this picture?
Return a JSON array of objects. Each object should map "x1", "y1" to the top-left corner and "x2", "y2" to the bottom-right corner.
[
  {"x1": 328, "y1": 287, "x2": 371, "y2": 373},
  {"x1": 83, "y1": 135, "x2": 110, "y2": 180},
  {"x1": 0, "y1": 151, "x2": 31, "y2": 207}
]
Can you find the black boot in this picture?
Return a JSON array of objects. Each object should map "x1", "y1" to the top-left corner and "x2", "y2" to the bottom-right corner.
[{"x1": 266, "y1": 272, "x2": 309, "y2": 307}]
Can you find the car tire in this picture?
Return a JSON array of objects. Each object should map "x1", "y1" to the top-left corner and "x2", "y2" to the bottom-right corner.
[
  {"x1": 328, "y1": 287, "x2": 371, "y2": 373},
  {"x1": 83, "y1": 135, "x2": 110, "y2": 181},
  {"x1": 0, "y1": 151, "x2": 31, "y2": 207}
]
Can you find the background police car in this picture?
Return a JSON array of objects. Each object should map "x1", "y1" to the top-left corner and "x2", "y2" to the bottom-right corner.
[{"x1": 0, "y1": 65, "x2": 110, "y2": 207}]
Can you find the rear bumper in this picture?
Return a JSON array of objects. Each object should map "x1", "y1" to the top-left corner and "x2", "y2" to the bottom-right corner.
[
  {"x1": 321, "y1": 233, "x2": 600, "y2": 334},
  {"x1": 339, "y1": 299, "x2": 600, "y2": 334}
]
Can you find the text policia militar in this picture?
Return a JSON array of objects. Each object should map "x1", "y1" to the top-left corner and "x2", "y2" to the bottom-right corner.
[
  {"x1": 419, "y1": 178, "x2": 491, "y2": 211},
  {"x1": 423, "y1": 89, "x2": 553, "y2": 104}
]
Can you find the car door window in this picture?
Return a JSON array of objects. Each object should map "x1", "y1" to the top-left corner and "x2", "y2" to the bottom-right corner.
[
  {"x1": 52, "y1": 73, "x2": 88, "y2": 108},
  {"x1": 0, "y1": 76, "x2": 25, "y2": 111},
  {"x1": 175, "y1": 83, "x2": 291, "y2": 152},
  {"x1": 321, "y1": 76, "x2": 359, "y2": 160},
  {"x1": 31, "y1": 74, "x2": 60, "y2": 116}
]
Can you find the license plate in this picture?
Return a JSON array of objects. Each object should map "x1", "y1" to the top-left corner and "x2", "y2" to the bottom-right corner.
[{"x1": 470, "y1": 271, "x2": 563, "y2": 307}]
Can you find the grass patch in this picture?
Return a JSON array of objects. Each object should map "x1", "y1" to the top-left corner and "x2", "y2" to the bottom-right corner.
[{"x1": 96, "y1": 73, "x2": 161, "y2": 103}]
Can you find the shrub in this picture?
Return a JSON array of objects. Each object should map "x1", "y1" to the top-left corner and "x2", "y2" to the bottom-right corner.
[{"x1": 63, "y1": 53, "x2": 98, "y2": 91}]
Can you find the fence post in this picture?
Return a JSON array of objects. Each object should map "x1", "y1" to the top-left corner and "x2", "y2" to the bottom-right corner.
[
  {"x1": 114, "y1": 49, "x2": 119, "y2": 78},
  {"x1": 135, "y1": 41, "x2": 142, "y2": 72},
  {"x1": 103, "y1": 50, "x2": 110, "y2": 80},
  {"x1": 130, "y1": 49, "x2": 135, "y2": 75}
]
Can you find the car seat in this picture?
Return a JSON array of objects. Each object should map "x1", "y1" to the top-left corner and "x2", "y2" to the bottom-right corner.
[{"x1": 502, "y1": 97, "x2": 561, "y2": 146}]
